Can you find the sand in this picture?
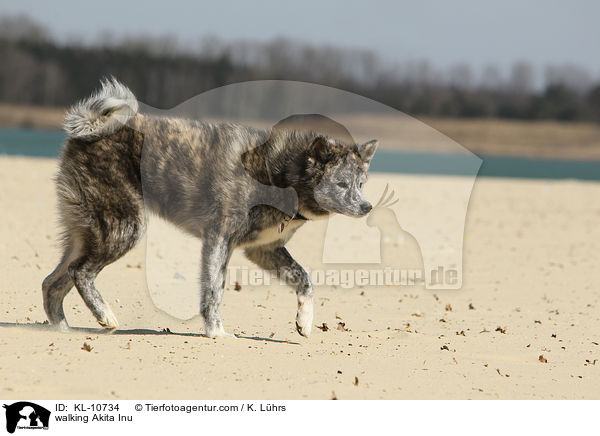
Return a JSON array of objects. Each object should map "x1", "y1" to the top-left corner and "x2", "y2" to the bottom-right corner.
[{"x1": 1, "y1": 156, "x2": 599, "y2": 399}]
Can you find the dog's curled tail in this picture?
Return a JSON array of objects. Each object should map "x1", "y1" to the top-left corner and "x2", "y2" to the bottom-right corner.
[{"x1": 63, "y1": 77, "x2": 138, "y2": 140}]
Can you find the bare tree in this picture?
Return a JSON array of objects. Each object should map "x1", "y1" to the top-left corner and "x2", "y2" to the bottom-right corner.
[
  {"x1": 508, "y1": 61, "x2": 534, "y2": 94},
  {"x1": 545, "y1": 64, "x2": 593, "y2": 93}
]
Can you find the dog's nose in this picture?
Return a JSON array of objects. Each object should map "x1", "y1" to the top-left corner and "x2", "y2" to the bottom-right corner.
[{"x1": 360, "y1": 202, "x2": 372, "y2": 214}]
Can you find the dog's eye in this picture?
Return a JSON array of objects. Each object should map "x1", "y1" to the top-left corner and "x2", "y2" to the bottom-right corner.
[
  {"x1": 359, "y1": 182, "x2": 364, "y2": 189},
  {"x1": 337, "y1": 182, "x2": 349, "y2": 189}
]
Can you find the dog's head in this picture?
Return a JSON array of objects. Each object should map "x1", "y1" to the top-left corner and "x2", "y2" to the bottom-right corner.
[{"x1": 306, "y1": 136, "x2": 378, "y2": 218}]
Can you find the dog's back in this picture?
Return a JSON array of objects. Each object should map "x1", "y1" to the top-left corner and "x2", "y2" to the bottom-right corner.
[{"x1": 57, "y1": 78, "x2": 271, "y2": 237}]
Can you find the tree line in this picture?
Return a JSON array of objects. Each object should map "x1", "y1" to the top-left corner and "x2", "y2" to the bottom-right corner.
[{"x1": 1, "y1": 15, "x2": 599, "y2": 122}]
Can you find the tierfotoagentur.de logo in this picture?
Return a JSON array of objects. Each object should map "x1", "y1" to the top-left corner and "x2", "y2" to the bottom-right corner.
[{"x1": 2, "y1": 402, "x2": 50, "y2": 434}]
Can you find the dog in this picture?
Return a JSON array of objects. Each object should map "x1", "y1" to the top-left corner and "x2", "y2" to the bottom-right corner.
[{"x1": 42, "y1": 78, "x2": 378, "y2": 338}]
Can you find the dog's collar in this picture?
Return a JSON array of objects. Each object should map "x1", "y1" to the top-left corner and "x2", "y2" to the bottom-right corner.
[{"x1": 278, "y1": 211, "x2": 309, "y2": 233}]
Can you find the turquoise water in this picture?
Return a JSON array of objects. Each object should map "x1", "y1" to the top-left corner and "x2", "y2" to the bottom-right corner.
[
  {"x1": 0, "y1": 128, "x2": 66, "y2": 158},
  {"x1": 373, "y1": 150, "x2": 600, "y2": 181},
  {"x1": 1, "y1": 128, "x2": 600, "y2": 181}
]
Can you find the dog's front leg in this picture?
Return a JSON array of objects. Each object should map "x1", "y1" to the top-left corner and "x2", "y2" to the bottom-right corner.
[
  {"x1": 245, "y1": 245, "x2": 314, "y2": 337},
  {"x1": 200, "y1": 234, "x2": 234, "y2": 338}
]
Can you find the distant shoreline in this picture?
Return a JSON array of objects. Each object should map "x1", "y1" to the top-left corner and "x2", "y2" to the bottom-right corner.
[
  {"x1": 0, "y1": 103, "x2": 65, "y2": 131},
  {"x1": 1, "y1": 103, "x2": 600, "y2": 159},
  {"x1": 3, "y1": 127, "x2": 600, "y2": 180}
]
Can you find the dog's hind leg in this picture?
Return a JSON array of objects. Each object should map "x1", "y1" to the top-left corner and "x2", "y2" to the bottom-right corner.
[
  {"x1": 42, "y1": 236, "x2": 81, "y2": 330},
  {"x1": 200, "y1": 234, "x2": 234, "y2": 338},
  {"x1": 68, "y1": 255, "x2": 120, "y2": 330},
  {"x1": 68, "y1": 214, "x2": 144, "y2": 330},
  {"x1": 42, "y1": 273, "x2": 74, "y2": 330},
  {"x1": 244, "y1": 245, "x2": 314, "y2": 337}
]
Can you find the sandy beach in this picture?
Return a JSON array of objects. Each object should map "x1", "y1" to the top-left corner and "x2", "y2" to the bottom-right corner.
[{"x1": 1, "y1": 155, "x2": 599, "y2": 399}]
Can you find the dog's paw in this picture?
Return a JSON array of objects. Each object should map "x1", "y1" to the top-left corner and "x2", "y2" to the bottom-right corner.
[
  {"x1": 97, "y1": 309, "x2": 119, "y2": 330},
  {"x1": 52, "y1": 320, "x2": 70, "y2": 332},
  {"x1": 205, "y1": 325, "x2": 236, "y2": 339},
  {"x1": 295, "y1": 321, "x2": 312, "y2": 337},
  {"x1": 295, "y1": 296, "x2": 314, "y2": 337}
]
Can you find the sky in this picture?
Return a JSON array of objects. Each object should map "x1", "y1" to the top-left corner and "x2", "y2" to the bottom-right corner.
[{"x1": 1, "y1": 0, "x2": 599, "y2": 78}]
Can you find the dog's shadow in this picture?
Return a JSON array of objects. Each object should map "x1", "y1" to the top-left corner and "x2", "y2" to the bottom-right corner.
[{"x1": 0, "y1": 322, "x2": 299, "y2": 345}]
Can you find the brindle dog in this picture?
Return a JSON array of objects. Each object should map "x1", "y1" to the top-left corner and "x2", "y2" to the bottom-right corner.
[{"x1": 42, "y1": 79, "x2": 378, "y2": 338}]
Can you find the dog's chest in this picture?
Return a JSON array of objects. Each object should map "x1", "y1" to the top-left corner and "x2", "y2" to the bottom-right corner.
[{"x1": 241, "y1": 219, "x2": 305, "y2": 247}]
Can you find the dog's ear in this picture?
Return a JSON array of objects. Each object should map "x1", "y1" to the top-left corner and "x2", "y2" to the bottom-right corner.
[
  {"x1": 309, "y1": 135, "x2": 335, "y2": 163},
  {"x1": 358, "y1": 139, "x2": 378, "y2": 166}
]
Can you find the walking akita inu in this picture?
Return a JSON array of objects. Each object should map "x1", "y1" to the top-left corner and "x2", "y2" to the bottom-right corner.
[{"x1": 42, "y1": 79, "x2": 378, "y2": 338}]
